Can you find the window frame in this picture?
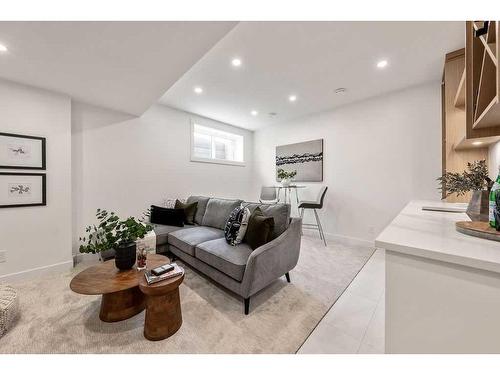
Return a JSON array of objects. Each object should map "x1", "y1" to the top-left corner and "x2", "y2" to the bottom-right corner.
[{"x1": 190, "y1": 120, "x2": 246, "y2": 167}]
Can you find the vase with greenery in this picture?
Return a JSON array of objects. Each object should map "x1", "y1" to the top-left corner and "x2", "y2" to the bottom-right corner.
[
  {"x1": 438, "y1": 160, "x2": 493, "y2": 221},
  {"x1": 79, "y1": 209, "x2": 153, "y2": 270},
  {"x1": 277, "y1": 168, "x2": 297, "y2": 187}
]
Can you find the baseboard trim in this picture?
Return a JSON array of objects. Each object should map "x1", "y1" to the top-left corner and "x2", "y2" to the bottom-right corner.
[
  {"x1": 0, "y1": 260, "x2": 73, "y2": 283},
  {"x1": 302, "y1": 228, "x2": 374, "y2": 249},
  {"x1": 73, "y1": 252, "x2": 100, "y2": 266}
]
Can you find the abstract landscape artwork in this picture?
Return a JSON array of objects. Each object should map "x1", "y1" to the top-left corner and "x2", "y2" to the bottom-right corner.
[{"x1": 276, "y1": 139, "x2": 323, "y2": 182}]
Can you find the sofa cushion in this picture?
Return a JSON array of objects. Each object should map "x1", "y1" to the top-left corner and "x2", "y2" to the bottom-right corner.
[
  {"x1": 186, "y1": 196, "x2": 210, "y2": 225},
  {"x1": 168, "y1": 227, "x2": 224, "y2": 256},
  {"x1": 153, "y1": 223, "x2": 194, "y2": 245},
  {"x1": 202, "y1": 198, "x2": 243, "y2": 230},
  {"x1": 243, "y1": 202, "x2": 290, "y2": 239},
  {"x1": 195, "y1": 238, "x2": 253, "y2": 282}
]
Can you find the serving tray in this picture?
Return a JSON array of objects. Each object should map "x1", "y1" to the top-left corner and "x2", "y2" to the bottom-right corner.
[{"x1": 456, "y1": 221, "x2": 500, "y2": 242}]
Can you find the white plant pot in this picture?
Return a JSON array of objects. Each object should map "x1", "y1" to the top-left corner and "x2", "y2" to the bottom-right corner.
[{"x1": 281, "y1": 178, "x2": 291, "y2": 187}]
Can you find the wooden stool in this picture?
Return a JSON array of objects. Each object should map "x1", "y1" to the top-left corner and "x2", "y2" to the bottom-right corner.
[{"x1": 139, "y1": 269, "x2": 184, "y2": 341}]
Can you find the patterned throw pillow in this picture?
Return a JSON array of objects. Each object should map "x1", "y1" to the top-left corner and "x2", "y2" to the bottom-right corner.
[
  {"x1": 224, "y1": 204, "x2": 251, "y2": 246},
  {"x1": 235, "y1": 207, "x2": 251, "y2": 244}
]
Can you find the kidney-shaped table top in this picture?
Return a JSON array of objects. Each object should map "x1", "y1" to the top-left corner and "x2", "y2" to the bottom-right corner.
[{"x1": 70, "y1": 254, "x2": 169, "y2": 295}]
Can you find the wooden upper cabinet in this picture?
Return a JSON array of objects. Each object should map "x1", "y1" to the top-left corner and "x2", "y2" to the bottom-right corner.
[
  {"x1": 442, "y1": 22, "x2": 500, "y2": 202},
  {"x1": 442, "y1": 50, "x2": 489, "y2": 202},
  {"x1": 466, "y1": 21, "x2": 500, "y2": 138}
]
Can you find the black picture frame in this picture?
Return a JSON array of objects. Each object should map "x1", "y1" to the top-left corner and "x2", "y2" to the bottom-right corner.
[
  {"x1": 0, "y1": 132, "x2": 46, "y2": 170},
  {"x1": 0, "y1": 172, "x2": 46, "y2": 208}
]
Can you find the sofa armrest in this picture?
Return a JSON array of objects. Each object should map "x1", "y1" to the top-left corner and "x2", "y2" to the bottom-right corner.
[{"x1": 240, "y1": 217, "x2": 302, "y2": 297}]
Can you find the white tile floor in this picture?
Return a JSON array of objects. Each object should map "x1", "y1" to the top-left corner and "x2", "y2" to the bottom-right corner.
[{"x1": 297, "y1": 249, "x2": 385, "y2": 354}]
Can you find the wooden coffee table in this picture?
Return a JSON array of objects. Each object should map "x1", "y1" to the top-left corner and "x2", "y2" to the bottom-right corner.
[
  {"x1": 70, "y1": 254, "x2": 169, "y2": 322},
  {"x1": 139, "y1": 268, "x2": 184, "y2": 341}
]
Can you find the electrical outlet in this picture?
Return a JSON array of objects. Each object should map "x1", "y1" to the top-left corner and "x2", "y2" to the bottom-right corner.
[{"x1": 0, "y1": 250, "x2": 6, "y2": 263}]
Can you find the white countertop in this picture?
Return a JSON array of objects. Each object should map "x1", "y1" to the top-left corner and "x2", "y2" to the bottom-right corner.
[{"x1": 375, "y1": 200, "x2": 500, "y2": 274}]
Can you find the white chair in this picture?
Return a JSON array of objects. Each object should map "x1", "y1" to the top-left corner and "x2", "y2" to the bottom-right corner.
[{"x1": 259, "y1": 186, "x2": 279, "y2": 203}]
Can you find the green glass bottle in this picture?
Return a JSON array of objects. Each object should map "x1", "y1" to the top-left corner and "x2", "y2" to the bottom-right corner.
[{"x1": 489, "y1": 167, "x2": 500, "y2": 227}]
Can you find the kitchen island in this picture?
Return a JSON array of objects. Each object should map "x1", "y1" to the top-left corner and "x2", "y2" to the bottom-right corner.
[{"x1": 376, "y1": 200, "x2": 500, "y2": 353}]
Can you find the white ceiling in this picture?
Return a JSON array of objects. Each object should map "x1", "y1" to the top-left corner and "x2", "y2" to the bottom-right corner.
[
  {"x1": 0, "y1": 21, "x2": 236, "y2": 115},
  {"x1": 159, "y1": 21, "x2": 465, "y2": 130}
]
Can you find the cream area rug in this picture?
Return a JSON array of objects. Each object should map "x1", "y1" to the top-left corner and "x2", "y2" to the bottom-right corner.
[{"x1": 0, "y1": 236, "x2": 374, "y2": 353}]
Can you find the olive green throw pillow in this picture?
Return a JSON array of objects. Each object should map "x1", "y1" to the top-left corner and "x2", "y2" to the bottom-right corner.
[
  {"x1": 175, "y1": 199, "x2": 198, "y2": 225},
  {"x1": 244, "y1": 207, "x2": 275, "y2": 250}
]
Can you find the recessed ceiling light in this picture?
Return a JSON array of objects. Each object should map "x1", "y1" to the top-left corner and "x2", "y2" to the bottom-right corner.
[
  {"x1": 251, "y1": 110, "x2": 258, "y2": 116},
  {"x1": 0, "y1": 43, "x2": 8, "y2": 52},
  {"x1": 334, "y1": 88, "x2": 347, "y2": 94},
  {"x1": 377, "y1": 60, "x2": 388, "y2": 68},
  {"x1": 288, "y1": 95, "x2": 297, "y2": 102},
  {"x1": 231, "y1": 58, "x2": 242, "y2": 67},
  {"x1": 472, "y1": 141, "x2": 483, "y2": 146},
  {"x1": 194, "y1": 86, "x2": 203, "y2": 94}
]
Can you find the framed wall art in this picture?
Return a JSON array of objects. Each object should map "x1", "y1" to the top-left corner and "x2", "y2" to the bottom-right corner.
[
  {"x1": 0, "y1": 173, "x2": 46, "y2": 208},
  {"x1": 0, "y1": 132, "x2": 46, "y2": 170},
  {"x1": 276, "y1": 139, "x2": 323, "y2": 182}
]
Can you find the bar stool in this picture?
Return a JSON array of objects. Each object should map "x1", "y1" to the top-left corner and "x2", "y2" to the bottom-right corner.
[{"x1": 299, "y1": 186, "x2": 328, "y2": 246}]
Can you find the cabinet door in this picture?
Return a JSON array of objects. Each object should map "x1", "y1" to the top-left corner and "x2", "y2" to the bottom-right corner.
[{"x1": 466, "y1": 21, "x2": 500, "y2": 138}]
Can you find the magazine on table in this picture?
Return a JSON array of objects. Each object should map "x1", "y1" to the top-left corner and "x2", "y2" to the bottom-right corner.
[{"x1": 144, "y1": 263, "x2": 183, "y2": 285}]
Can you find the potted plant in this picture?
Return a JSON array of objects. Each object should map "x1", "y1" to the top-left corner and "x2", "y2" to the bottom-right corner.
[
  {"x1": 438, "y1": 160, "x2": 493, "y2": 221},
  {"x1": 79, "y1": 209, "x2": 153, "y2": 270},
  {"x1": 277, "y1": 168, "x2": 297, "y2": 187}
]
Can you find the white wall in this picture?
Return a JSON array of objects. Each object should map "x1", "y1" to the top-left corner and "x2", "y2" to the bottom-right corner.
[
  {"x1": 0, "y1": 79, "x2": 72, "y2": 278},
  {"x1": 0, "y1": 77, "x2": 440, "y2": 273},
  {"x1": 72, "y1": 103, "x2": 254, "y2": 254},
  {"x1": 253, "y1": 83, "x2": 442, "y2": 243},
  {"x1": 489, "y1": 141, "x2": 500, "y2": 180}
]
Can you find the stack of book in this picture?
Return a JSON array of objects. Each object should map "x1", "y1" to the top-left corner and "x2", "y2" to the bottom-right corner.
[{"x1": 144, "y1": 263, "x2": 183, "y2": 285}]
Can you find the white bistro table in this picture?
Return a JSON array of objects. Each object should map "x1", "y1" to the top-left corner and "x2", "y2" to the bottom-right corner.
[{"x1": 267, "y1": 185, "x2": 306, "y2": 216}]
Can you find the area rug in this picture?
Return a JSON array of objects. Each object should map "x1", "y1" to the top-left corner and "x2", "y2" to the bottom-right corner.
[{"x1": 0, "y1": 236, "x2": 374, "y2": 353}]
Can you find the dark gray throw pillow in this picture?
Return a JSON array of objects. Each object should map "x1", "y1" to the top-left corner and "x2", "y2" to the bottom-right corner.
[
  {"x1": 174, "y1": 199, "x2": 198, "y2": 225},
  {"x1": 244, "y1": 207, "x2": 275, "y2": 250},
  {"x1": 150, "y1": 205, "x2": 185, "y2": 227}
]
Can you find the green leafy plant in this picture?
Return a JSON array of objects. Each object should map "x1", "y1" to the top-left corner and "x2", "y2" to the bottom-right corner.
[
  {"x1": 277, "y1": 168, "x2": 297, "y2": 180},
  {"x1": 79, "y1": 209, "x2": 153, "y2": 254},
  {"x1": 438, "y1": 160, "x2": 493, "y2": 197}
]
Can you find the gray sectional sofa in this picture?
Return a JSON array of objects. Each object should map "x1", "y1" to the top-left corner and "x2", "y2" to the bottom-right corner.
[{"x1": 151, "y1": 196, "x2": 302, "y2": 314}]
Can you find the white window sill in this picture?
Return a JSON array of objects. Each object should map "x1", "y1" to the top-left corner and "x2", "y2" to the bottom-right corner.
[{"x1": 190, "y1": 157, "x2": 246, "y2": 167}]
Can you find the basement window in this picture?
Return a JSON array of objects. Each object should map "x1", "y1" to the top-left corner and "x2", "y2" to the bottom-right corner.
[{"x1": 191, "y1": 122, "x2": 245, "y2": 166}]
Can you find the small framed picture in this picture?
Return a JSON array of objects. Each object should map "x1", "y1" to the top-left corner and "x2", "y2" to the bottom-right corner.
[
  {"x1": 0, "y1": 173, "x2": 46, "y2": 208},
  {"x1": 0, "y1": 132, "x2": 46, "y2": 170}
]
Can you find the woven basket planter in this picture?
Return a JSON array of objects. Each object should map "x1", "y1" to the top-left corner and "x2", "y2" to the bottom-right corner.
[{"x1": 0, "y1": 285, "x2": 19, "y2": 338}]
